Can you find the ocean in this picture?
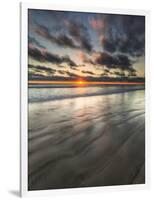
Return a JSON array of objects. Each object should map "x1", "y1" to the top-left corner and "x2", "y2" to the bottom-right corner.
[{"x1": 28, "y1": 85, "x2": 145, "y2": 103}]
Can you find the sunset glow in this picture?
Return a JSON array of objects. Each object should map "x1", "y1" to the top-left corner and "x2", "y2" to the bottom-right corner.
[
  {"x1": 77, "y1": 80, "x2": 84, "y2": 85},
  {"x1": 28, "y1": 80, "x2": 145, "y2": 86}
]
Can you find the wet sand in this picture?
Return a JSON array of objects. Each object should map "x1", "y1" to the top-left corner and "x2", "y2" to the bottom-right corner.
[{"x1": 28, "y1": 90, "x2": 145, "y2": 190}]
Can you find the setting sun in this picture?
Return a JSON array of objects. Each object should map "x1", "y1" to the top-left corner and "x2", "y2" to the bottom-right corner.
[{"x1": 78, "y1": 80, "x2": 84, "y2": 84}]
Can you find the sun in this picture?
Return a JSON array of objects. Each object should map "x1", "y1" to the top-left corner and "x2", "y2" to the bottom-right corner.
[
  {"x1": 77, "y1": 79, "x2": 86, "y2": 85},
  {"x1": 78, "y1": 80, "x2": 83, "y2": 84}
]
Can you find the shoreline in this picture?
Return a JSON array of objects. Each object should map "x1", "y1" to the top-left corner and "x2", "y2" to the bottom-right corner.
[{"x1": 28, "y1": 87, "x2": 145, "y2": 103}]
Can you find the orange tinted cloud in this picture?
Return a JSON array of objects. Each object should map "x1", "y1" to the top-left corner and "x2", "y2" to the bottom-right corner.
[
  {"x1": 89, "y1": 17, "x2": 105, "y2": 33},
  {"x1": 76, "y1": 51, "x2": 87, "y2": 61},
  {"x1": 76, "y1": 51, "x2": 94, "y2": 65}
]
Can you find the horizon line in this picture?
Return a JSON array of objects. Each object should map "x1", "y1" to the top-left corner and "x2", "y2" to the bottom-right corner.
[{"x1": 28, "y1": 80, "x2": 145, "y2": 85}]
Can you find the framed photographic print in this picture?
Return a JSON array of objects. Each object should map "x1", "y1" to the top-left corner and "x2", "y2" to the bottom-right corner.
[{"x1": 20, "y1": 2, "x2": 149, "y2": 197}]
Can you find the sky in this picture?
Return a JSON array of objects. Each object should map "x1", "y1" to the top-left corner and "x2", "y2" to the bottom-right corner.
[{"x1": 28, "y1": 9, "x2": 145, "y2": 82}]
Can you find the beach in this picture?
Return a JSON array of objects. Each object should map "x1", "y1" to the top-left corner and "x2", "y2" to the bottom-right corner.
[{"x1": 28, "y1": 86, "x2": 145, "y2": 190}]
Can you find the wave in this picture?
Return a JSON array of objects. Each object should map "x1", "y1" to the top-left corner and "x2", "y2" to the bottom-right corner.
[{"x1": 28, "y1": 86, "x2": 145, "y2": 103}]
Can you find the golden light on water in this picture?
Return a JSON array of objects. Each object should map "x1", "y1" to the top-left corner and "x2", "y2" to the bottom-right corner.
[{"x1": 28, "y1": 80, "x2": 145, "y2": 86}]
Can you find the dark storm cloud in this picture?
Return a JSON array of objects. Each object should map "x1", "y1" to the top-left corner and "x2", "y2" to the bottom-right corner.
[
  {"x1": 100, "y1": 15, "x2": 145, "y2": 57},
  {"x1": 28, "y1": 46, "x2": 77, "y2": 66},
  {"x1": 62, "y1": 55, "x2": 77, "y2": 66},
  {"x1": 35, "y1": 24, "x2": 52, "y2": 40},
  {"x1": 28, "y1": 72, "x2": 47, "y2": 80},
  {"x1": 94, "y1": 51, "x2": 136, "y2": 72},
  {"x1": 81, "y1": 55, "x2": 94, "y2": 65},
  {"x1": 114, "y1": 71, "x2": 126, "y2": 77},
  {"x1": 35, "y1": 21, "x2": 93, "y2": 52},
  {"x1": 65, "y1": 71, "x2": 79, "y2": 78},
  {"x1": 77, "y1": 50, "x2": 136, "y2": 74},
  {"x1": 57, "y1": 69, "x2": 80, "y2": 76},
  {"x1": 94, "y1": 52, "x2": 115, "y2": 67},
  {"x1": 55, "y1": 34, "x2": 77, "y2": 48},
  {"x1": 35, "y1": 24, "x2": 77, "y2": 49},
  {"x1": 28, "y1": 64, "x2": 56, "y2": 74},
  {"x1": 70, "y1": 66, "x2": 79, "y2": 70},
  {"x1": 65, "y1": 20, "x2": 93, "y2": 52},
  {"x1": 57, "y1": 70, "x2": 66, "y2": 75},
  {"x1": 104, "y1": 68, "x2": 110, "y2": 73},
  {"x1": 100, "y1": 72, "x2": 108, "y2": 77},
  {"x1": 28, "y1": 65, "x2": 56, "y2": 80},
  {"x1": 28, "y1": 36, "x2": 46, "y2": 49},
  {"x1": 81, "y1": 70, "x2": 95, "y2": 75},
  {"x1": 128, "y1": 71, "x2": 137, "y2": 77},
  {"x1": 99, "y1": 68, "x2": 110, "y2": 77}
]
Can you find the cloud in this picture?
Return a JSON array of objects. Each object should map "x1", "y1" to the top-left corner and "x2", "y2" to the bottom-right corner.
[
  {"x1": 128, "y1": 71, "x2": 137, "y2": 77},
  {"x1": 65, "y1": 20, "x2": 93, "y2": 52},
  {"x1": 70, "y1": 66, "x2": 79, "y2": 70},
  {"x1": 65, "y1": 71, "x2": 79, "y2": 78},
  {"x1": 35, "y1": 21, "x2": 93, "y2": 52},
  {"x1": 99, "y1": 15, "x2": 145, "y2": 57},
  {"x1": 57, "y1": 70, "x2": 66, "y2": 75},
  {"x1": 28, "y1": 64, "x2": 56, "y2": 80},
  {"x1": 100, "y1": 36, "x2": 117, "y2": 53},
  {"x1": 99, "y1": 68, "x2": 111, "y2": 77},
  {"x1": 93, "y1": 51, "x2": 136, "y2": 73},
  {"x1": 76, "y1": 50, "x2": 136, "y2": 74},
  {"x1": 35, "y1": 24, "x2": 77, "y2": 49},
  {"x1": 104, "y1": 68, "x2": 110, "y2": 73},
  {"x1": 100, "y1": 72, "x2": 108, "y2": 77},
  {"x1": 76, "y1": 51, "x2": 94, "y2": 65},
  {"x1": 28, "y1": 46, "x2": 77, "y2": 67},
  {"x1": 28, "y1": 36, "x2": 46, "y2": 49},
  {"x1": 29, "y1": 64, "x2": 56, "y2": 74},
  {"x1": 114, "y1": 71, "x2": 126, "y2": 77},
  {"x1": 62, "y1": 55, "x2": 77, "y2": 66},
  {"x1": 57, "y1": 69, "x2": 79, "y2": 76},
  {"x1": 35, "y1": 24, "x2": 51, "y2": 39},
  {"x1": 89, "y1": 14, "x2": 145, "y2": 58},
  {"x1": 88, "y1": 16, "x2": 105, "y2": 33},
  {"x1": 81, "y1": 70, "x2": 95, "y2": 75},
  {"x1": 28, "y1": 72, "x2": 47, "y2": 80}
]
